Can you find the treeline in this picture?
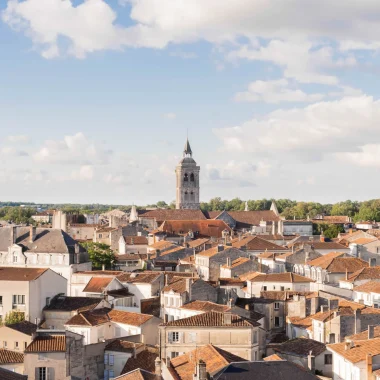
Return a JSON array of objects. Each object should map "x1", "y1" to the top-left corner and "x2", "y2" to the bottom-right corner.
[{"x1": 2, "y1": 198, "x2": 380, "y2": 223}]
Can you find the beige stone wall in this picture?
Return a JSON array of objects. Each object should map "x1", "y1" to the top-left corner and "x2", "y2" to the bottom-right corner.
[{"x1": 0, "y1": 325, "x2": 33, "y2": 352}]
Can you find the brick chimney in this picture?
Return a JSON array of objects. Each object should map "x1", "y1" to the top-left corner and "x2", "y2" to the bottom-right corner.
[{"x1": 368, "y1": 325, "x2": 375, "y2": 339}]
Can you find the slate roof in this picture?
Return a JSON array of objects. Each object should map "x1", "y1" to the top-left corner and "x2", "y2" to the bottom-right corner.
[
  {"x1": 105, "y1": 339, "x2": 143, "y2": 353},
  {"x1": 161, "y1": 311, "x2": 260, "y2": 327},
  {"x1": 170, "y1": 344, "x2": 246, "y2": 380},
  {"x1": 25, "y1": 335, "x2": 66, "y2": 352},
  {"x1": 0, "y1": 368, "x2": 27, "y2": 380},
  {"x1": 121, "y1": 346, "x2": 159, "y2": 374},
  {"x1": 0, "y1": 226, "x2": 85, "y2": 253},
  {"x1": 328, "y1": 337, "x2": 380, "y2": 363},
  {"x1": 274, "y1": 338, "x2": 326, "y2": 357},
  {"x1": 0, "y1": 267, "x2": 48, "y2": 281},
  {"x1": 214, "y1": 361, "x2": 319, "y2": 380},
  {"x1": 44, "y1": 295, "x2": 102, "y2": 312},
  {"x1": 0, "y1": 349, "x2": 24, "y2": 364},
  {"x1": 5, "y1": 320, "x2": 37, "y2": 336}
]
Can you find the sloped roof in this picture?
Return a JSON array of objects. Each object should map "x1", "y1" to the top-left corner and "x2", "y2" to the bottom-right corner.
[
  {"x1": 148, "y1": 240, "x2": 177, "y2": 251},
  {"x1": 274, "y1": 338, "x2": 326, "y2": 357},
  {"x1": 247, "y1": 272, "x2": 314, "y2": 283},
  {"x1": 347, "y1": 326, "x2": 380, "y2": 340},
  {"x1": 346, "y1": 267, "x2": 380, "y2": 282},
  {"x1": 197, "y1": 246, "x2": 228, "y2": 258},
  {"x1": 83, "y1": 277, "x2": 114, "y2": 293},
  {"x1": 224, "y1": 210, "x2": 280, "y2": 225},
  {"x1": 159, "y1": 220, "x2": 231, "y2": 238},
  {"x1": 5, "y1": 320, "x2": 37, "y2": 336},
  {"x1": 170, "y1": 344, "x2": 246, "y2": 380},
  {"x1": 263, "y1": 354, "x2": 284, "y2": 361},
  {"x1": 0, "y1": 226, "x2": 85, "y2": 253},
  {"x1": 105, "y1": 339, "x2": 143, "y2": 353},
  {"x1": 161, "y1": 311, "x2": 259, "y2": 327},
  {"x1": 121, "y1": 346, "x2": 159, "y2": 374},
  {"x1": 221, "y1": 257, "x2": 250, "y2": 269},
  {"x1": 301, "y1": 241, "x2": 348, "y2": 250},
  {"x1": 139, "y1": 209, "x2": 207, "y2": 222},
  {"x1": 0, "y1": 267, "x2": 48, "y2": 281},
  {"x1": 187, "y1": 238, "x2": 210, "y2": 248},
  {"x1": 25, "y1": 335, "x2": 66, "y2": 352},
  {"x1": 44, "y1": 295, "x2": 102, "y2": 312},
  {"x1": 232, "y1": 236, "x2": 288, "y2": 251},
  {"x1": 308, "y1": 255, "x2": 368, "y2": 273},
  {"x1": 180, "y1": 301, "x2": 231, "y2": 313},
  {"x1": 124, "y1": 236, "x2": 148, "y2": 245},
  {"x1": 0, "y1": 349, "x2": 24, "y2": 364},
  {"x1": 306, "y1": 251, "x2": 346, "y2": 267},
  {"x1": 115, "y1": 369, "x2": 158, "y2": 380},
  {"x1": 0, "y1": 368, "x2": 27, "y2": 380},
  {"x1": 353, "y1": 280, "x2": 380, "y2": 294},
  {"x1": 117, "y1": 272, "x2": 162, "y2": 284}
]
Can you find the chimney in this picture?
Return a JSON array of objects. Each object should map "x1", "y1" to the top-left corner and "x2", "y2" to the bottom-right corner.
[
  {"x1": 226, "y1": 257, "x2": 232, "y2": 267},
  {"x1": 75, "y1": 243, "x2": 80, "y2": 254},
  {"x1": 195, "y1": 360, "x2": 207, "y2": 380},
  {"x1": 10, "y1": 226, "x2": 17, "y2": 245},
  {"x1": 307, "y1": 352, "x2": 315, "y2": 374},
  {"x1": 155, "y1": 357, "x2": 161, "y2": 376},
  {"x1": 367, "y1": 354, "x2": 373, "y2": 380},
  {"x1": 186, "y1": 278, "x2": 192, "y2": 299},
  {"x1": 329, "y1": 299, "x2": 339, "y2": 311},
  {"x1": 355, "y1": 309, "x2": 361, "y2": 334},
  {"x1": 369, "y1": 258, "x2": 377, "y2": 267},
  {"x1": 368, "y1": 325, "x2": 375, "y2": 339},
  {"x1": 333, "y1": 311, "x2": 340, "y2": 318},
  {"x1": 320, "y1": 305, "x2": 329, "y2": 313},
  {"x1": 305, "y1": 252, "x2": 309, "y2": 264},
  {"x1": 29, "y1": 226, "x2": 36, "y2": 243},
  {"x1": 320, "y1": 234, "x2": 325, "y2": 243},
  {"x1": 245, "y1": 304, "x2": 250, "y2": 311},
  {"x1": 227, "y1": 298, "x2": 233, "y2": 308},
  {"x1": 102, "y1": 264, "x2": 105, "y2": 271},
  {"x1": 224, "y1": 312, "x2": 232, "y2": 325},
  {"x1": 217, "y1": 244, "x2": 224, "y2": 252}
]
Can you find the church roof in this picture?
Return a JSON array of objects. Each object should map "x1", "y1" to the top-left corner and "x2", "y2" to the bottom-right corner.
[{"x1": 184, "y1": 138, "x2": 192, "y2": 155}]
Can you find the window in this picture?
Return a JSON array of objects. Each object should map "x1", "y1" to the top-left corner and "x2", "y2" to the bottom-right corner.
[
  {"x1": 3, "y1": 341, "x2": 7, "y2": 348},
  {"x1": 169, "y1": 332, "x2": 180, "y2": 343},
  {"x1": 13, "y1": 295, "x2": 25, "y2": 305},
  {"x1": 0, "y1": 296, "x2": 2, "y2": 305},
  {"x1": 14, "y1": 341, "x2": 19, "y2": 350},
  {"x1": 273, "y1": 286, "x2": 276, "y2": 290},
  {"x1": 274, "y1": 302, "x2": 280, "y2": 310},
  {"x1": 104, "y1": 369, "x2": 109, "y2": 380},
  {"x1": 38, "y1": 367, "x2": 47, "y2": 380},
  {"x1": 13, "y1": 253, "x2": 18, "y2": 263},
  {"x1": 190, "y1": 173, "x2": 195, "y2": 182},
  {"x1": 188, "y1": 332, "x2": 197, "y2": 343},
  {"x1": 99, "y1": 234, "x2": 103, "y2": 238},
  {"x1": 324, "y1": 354, "x2": 332, "y2": 365},
  {"x1": 109, "y1": 354, "x2": 114, "y2": 366},
  {"x1": 24, "y1": 342, "x2": 28, "y2": 350},
  {"x1": 274, "y1": 317, "x2": 280, "y2": 327},
  {"x1": 104, "y1": 353, "x2": 109, "y2": 365},
  {"x1": 280, "y1": 286, "x2": 285, "y2": 291},
  {"x1": 253, "y1": 331, "x2": 258, "y2": 344},
  {"x1": 109, "y1": 370, "x2": 114, "y2": 378},
  {"x1": 184, "y1": 173, "x2": 188, "y2": 182},
  {"x1": 263, "y1": 286, "x2": 267, "y2": 291},
  {"x1": 46, "y1": 297, "x2": 50, "y2": 306}
]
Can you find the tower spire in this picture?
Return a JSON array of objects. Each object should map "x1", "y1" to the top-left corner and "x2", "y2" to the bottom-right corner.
[{"x1": 184, "y1": 137, "x2": 192, "y2": 157}]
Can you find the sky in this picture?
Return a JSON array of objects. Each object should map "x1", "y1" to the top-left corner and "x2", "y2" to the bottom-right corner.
[{"x1": 1, "y1": 1, "x2": 380, "y2": 205}]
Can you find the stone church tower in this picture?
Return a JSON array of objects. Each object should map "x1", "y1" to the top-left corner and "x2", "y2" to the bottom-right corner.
[{"x1": 175, "y1": 138, "x2": 200, "y2": 210}]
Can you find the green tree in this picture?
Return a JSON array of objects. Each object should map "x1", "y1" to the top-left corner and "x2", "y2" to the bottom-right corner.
[
  {"x1": 4, "y1": 311, "x2": 25, "y2": 325},
  {"x1": 156, "y1": 201, "x2": 169, "y2": 209},
  {"x1": 313, "y1": 223, "x2": 345, "y2": 239},
  {"x1": 80, "y1": 242, "x2": 116, "y2": 270},
  {"x1": 331, "y1": 200, "x2": 360, "y2": 217}
]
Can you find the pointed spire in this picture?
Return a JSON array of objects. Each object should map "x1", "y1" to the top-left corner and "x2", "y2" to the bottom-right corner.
[
  {"x1": 184, "y1": 138, "x2": 192, "y2": 156},
  {"x1": 270, "y1": 200, "x2": 279, "y2": 216}
]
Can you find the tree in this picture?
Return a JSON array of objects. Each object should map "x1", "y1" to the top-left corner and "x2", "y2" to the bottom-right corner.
[
  {"x1": 156, "y1": 201, "x2": 169, "y2": 209},
  {"x1": 4, "y1": 311, "x2": 25, "y2": 325},
  {"x1": 80, "y1": 242, "x2": 116, "y2": 270},
  {"x1": 313, "y1": 223, "x2": 345, "y2": 239}
]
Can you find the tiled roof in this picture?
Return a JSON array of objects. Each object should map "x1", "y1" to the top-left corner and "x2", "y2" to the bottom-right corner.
[
  {"x1": 170, "y1": 344, "x2": 246, "y2": 380},
  {"x1": 306, "y1": 251, "x2": 345, "y2": 266},
  {"x1": 0, "y1": 368, "x2": 27, "y2": 380},
  {"x1": 221, "y1": 257, "x2": 250, "y2": 269},
  {"x1": 314, "y1": 215, "x2": 351, "y2": 223},
  {"x1": 161, "y1": 311, "x2": 259, "y2": 327},
  {"x1": 115, "y1": 369, "x2": 158, "y2": 380},
  {"x1": 105, "y1": 339, "x2": 143, "y2": 353},
  {"x1": 346, "y1": 267, "x2": 380, "y2": 282},
  {"x1": 274, "y1": 338, "x2": 326, "y2": 357},
  {"x1": 65, "y1": 308, "x2": 153, "y2": 327},
  {"x1": 159, "y1": 220, "x2": 231, "y2": 238},
  {"x1": 248, "y1": 272, "x2": 314, "y2": 283},
  {"x1": 116, "y1": 254, "x2": 146, "y2": 261},
  {"x1": 0, "y1": 226, "x2": 85, "y2": 253},
  {"x1": 287, "y1": 316, "x2": 313, "y2": 329},
  {"x1": 44, "y1": 295, "x2": 102, "y2": 312},
  {"x1": 162, "y1": 278, "x2": 191, "y2": 294},
  {"x1": 257, "y1": 251, "x2": 276, "y2": 259},
  {"x1": 232, "y1": 236, "x2": 288, "y2": 251},
  {"x1": 347, "y1": 326, "x2": 380, "y2": 340},
  {"x1": 328, "y1": 337, "x2": 380, "y2": 363},
  {"x1": 139, "y1": 209, "x2": 207, "y2": 222},
  {"x1": 258, "y1": 234, "x2": 295, "y2": 241},
  {"x1": 25, "y1": 335, "x2": 66, "y2": 352},
  {"x1": 308, "y1": 254, "x2": 369, "y2": 273},
  {"x1": 157, "y1": 246, "x2": 185, "y2": 257},
  {"x1": 224, "y1": 210, "x2": 280, "y2": 226},
  {"x1": 197, "y1": 246, "x2": 227, "y2": 257},
  {"x1": 121, "y1": 346, "x2": 159, "y2": 374},
  {"x1": 187, "y1": 238, "x2": 210, "y2": 248},
  {"x1": 124, "y1": 236, "x2": 148, "y2": 245},
  {"x1": 118, "y1": 272, "x2": 162, "y2": 284},
  {"x1": 75, "y1": 270, "x2": 122, "y2": 276},
  {"x1": 239, "y1": 271, "x2": 263, "y2": 281},
  {"x1": 260, "y1": 291, "x2": 318, "y2": 301},
  {"x1": 180, "y1": 301, "x2": 231, "y2": 313},
  {"x1": 353, "y1": 280, "x2": 380, "y2": 293},
  {"x1": 6, "y1": 320, "x2": 37, "y2": 336},
  {"x1": 0, "y1": 267, "x2": 48, "y2": 281},
  {"x1": 0, "y1": 349, "x2": 24, "y2": 364},
  {"x1": 301, "y1": 241, "x2": 348, "y2": 250},
  {"x1": 263, "y1": 354, "x2": 283, "y2": 361},
  {"x1": 311, "y1": 303, "x2": 380, "y2": 322},
  {"x1": 148, "y1": 241, "x2": 177, "y2": 250},
  {"x1": 350, "y1": 237, "x2": 378, "y2": 245},
  {"x1": 83, "y1": 277, "x2": 114, "y2": 293}
]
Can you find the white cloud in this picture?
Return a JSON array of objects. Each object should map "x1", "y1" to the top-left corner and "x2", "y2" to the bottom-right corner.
[
  {"x1": 73, "y1": 165, "x2": 94, "y2": 180},
  {"x1": 234, "y1": 79, "x2": 324, "y2": 104},
  {"x1": 214, "y1": 95, "x2": 380, "y2": 160},
  {"x1": 33, "y1": 132, "x2": 110, "y2": 165},
  {"x1": 297, "y1": 176, "x2": 316, "y2": 185},
  {"x1": 1, "y1": 146, "x2": 29, "y2": 157},
  {"x1": 170, "y1": 51, "x2": 197, "y2": 59},
  {"x1": 163, "y1": 112, "x2": 176, "y2": 120},
  {"x1": 104, "y1": 173, "x2": 128, "y2": 185},
  {"x1": 7, "y1": 135, "x2": 29, "y2": 143},
  {"x1": 337, "y1": 145, "x2": 380, "y2": 168}
]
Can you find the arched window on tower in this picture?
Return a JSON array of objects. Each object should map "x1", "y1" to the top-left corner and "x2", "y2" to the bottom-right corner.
[
  {"x1": 184, "y1": 173, "x2": 188, "y2": 182},
  {"x1": 190, "y1": 173, "x2": 195, "y2": 182},
  {"x1": 190, "y1": 191, "x2": 195, "y2": 201},
  {"x1": 184, "y1": 191, "x2": 189, "y2": 201}
]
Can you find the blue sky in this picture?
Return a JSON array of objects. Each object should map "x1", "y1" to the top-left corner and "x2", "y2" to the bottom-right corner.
[{"x1": 1, "y1": 0, "x2": 380, "y2": 205}]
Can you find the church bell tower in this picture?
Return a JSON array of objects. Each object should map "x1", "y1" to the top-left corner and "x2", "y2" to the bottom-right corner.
[{"x1": 175, "y1": 138, "x2": 200, "y2": 210}]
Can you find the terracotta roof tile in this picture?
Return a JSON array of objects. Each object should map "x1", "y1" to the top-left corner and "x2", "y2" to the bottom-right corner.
[
  {"x1": 180, "y1": 301, "x2": 231, "y2": 313},
  {"x1": 162, "y1": 278, "x2": 190, "y2": 294},
  {"x1": 224, "y1": 210, "x2": 280, "y2": 226},
  {"x1": 122, "y1": 346, "x2": 159, "y2": 374},
  {"x1": 346, "y1": 267, "x2": 380, "y2": 282},
  {"x1": 25, "y1": 335, "x2": 66, "y2": 352},
  {"x1": 0, "y1": 267, "x2": 48, "y2": 281},
  {"x1": 161, "y1": 311, "x2": 259, "y2": 327},
  {"x1": 139, "y1": 209, "x2": 207, "y2": 223},
  {"x1": 306, "y1": 251, "x2": 346, "y2": 267},
  {"x1": 328, "y1": 337, "x2": 380, "y2": 363},
  {"x1": 115, "y1": 369, "x2": 158, "y2": 380},
  {"x1": 124, "y1": 236, "x2": 148, "y2": 245},
  {"x1": 287, "y1": 316, "x2": 313, "y2": 329},
  {"x1": 83, "y1": 277, "x2": 114, "y2": 293},
  {"x1": 186, "y1": 238, "x2": 210, "y2": 248},
  {"x1": 232, "y1": 236, "x2": 288, "y2": 251},
  {"x1": 108, "y1": 309, "x2": 153, "y2": 326},
  {"x1": 105, "y1": 339, "x2": 143, "y2": 353},
  {"x1": 118, "y1": 272, "x2": 162, "y2": 284},
  {"x1": 263, "y1": 354, "x2": 283, "y2": 361},
  {"x1": 353, "y1": 280, "x2": 380, "y2": 293},
  {"x1": 347, "y1": 326, "x2": 380, "y2": 340},
  {"x1": 170, "y1": 344, "x2": 246, "y2": 380},
  {"x1": 198, "y1": 246, "x2": 227, "y2": 258},
  {"x1": 0, "y1": 349, "x2": 24, "y2": 364},
  {"x1": 221, "y1": 257, "x2": 250, "y2": 269},
  {"x1": 301, "y1": 242, "x2": 348, "y2": 250},
  {"x1": 350, "y1": 237, "x2": 377, "y2": 245},
  {"x1": 159, "y1": 220, "x2": 231, "y2": 238},
  {"x1": 248, "y1": 272, "x2": 314, "y2": 283},
  {"x1": 148, "y1": 241, "x2": 177, "y2": 251}
]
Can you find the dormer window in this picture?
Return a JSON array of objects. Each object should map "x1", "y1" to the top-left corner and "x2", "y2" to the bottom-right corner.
[{"x1": 13, "y1": 253, "x2": 18, "y2": 263}]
